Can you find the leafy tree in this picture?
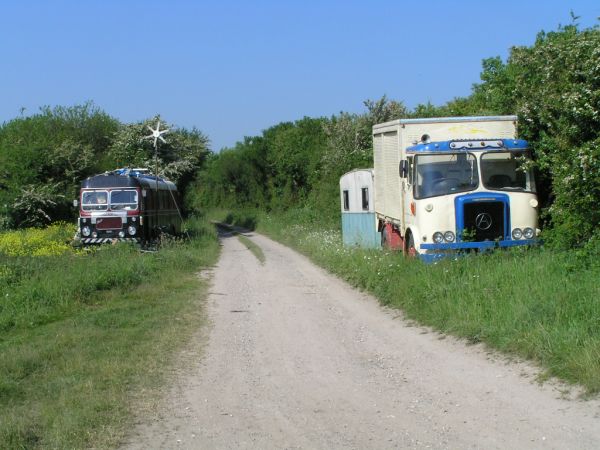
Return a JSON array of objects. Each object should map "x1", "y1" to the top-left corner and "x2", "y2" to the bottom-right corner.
[
  {"x1": 472, "y1": 24, "x2": 600, "y2": 247},
  {"x1": 0, "y1": 103, "x2": 118, "y2": 228},
  {"x1": 194, "y1": 96, "x2": 407, "y2": 226},
  {"x1": 0, "y1": 106, "x2": 209, "y2": 228},
  {"x1": 107, "y1": 117, "x2": 210, "y2": 190},
  {"x1": 10, "y1": 184, "x2": 65, "y2": 228}
]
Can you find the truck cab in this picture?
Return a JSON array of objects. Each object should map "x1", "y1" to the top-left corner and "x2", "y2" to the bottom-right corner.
[
  {"x1": 373, "y1": 116, "x2": 539, "y2": 262},
  {"x1": 405, "y1": 138, "x2": 538, "y2": 261}
]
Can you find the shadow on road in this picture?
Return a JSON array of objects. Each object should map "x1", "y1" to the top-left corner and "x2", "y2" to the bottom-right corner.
[{"x1": 212, "y1": 221, "x2": 254, "y2": 239}]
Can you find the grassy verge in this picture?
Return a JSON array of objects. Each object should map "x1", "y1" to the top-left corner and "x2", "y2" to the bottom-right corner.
[
  {"x1": 217, "y1": 207, "x2": 600, "y2": 395},
  {"x1": 0, "y1": 216, "x2": 220, "y2": 449}
]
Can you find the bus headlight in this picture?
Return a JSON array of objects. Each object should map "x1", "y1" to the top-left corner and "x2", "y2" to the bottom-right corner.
[
  {"x1": 512, "y1": 228, "x2": 523, "y2": 240},
  {"x1": 127, "y1": 225, "x2": 137, "y2": 236},
  {"x1": 523, "y1": 227, "x2": 535, "y2": 239},
  {"x1": 433, "y1": 232, "x2": 444, "y2": 244},
  {"x1": 444, "y1": 231, "x2": 455, "y2": 242},
  {"x1": 81, "y1": 226, "x2": 91, "y2": 237}
]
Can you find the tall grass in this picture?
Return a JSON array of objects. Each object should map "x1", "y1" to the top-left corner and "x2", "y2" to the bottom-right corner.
[
  {"x1": 221, "y1": 208, "x2": 600, "y2": 395},
  {"x1": 0, "y1": 222, "x2": 75, "y2": 257},
  {"x1": 0, "y1": 216, "x2": 220, "y2": 449}
]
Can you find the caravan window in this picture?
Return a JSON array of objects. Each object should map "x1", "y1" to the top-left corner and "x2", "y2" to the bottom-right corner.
[
  {"x1": 343, "y1": 190, "x2": 349, "y2": 211},
  {"x1": 361, "y1": 188, "x2": 369, "y2": 210}
]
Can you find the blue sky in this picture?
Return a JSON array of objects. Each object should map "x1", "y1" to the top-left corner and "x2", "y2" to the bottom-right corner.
[{"x1": 1, "y1": 0, "x2": 599, "y2": 151}]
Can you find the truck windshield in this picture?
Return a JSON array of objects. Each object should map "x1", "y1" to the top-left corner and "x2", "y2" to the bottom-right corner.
[
  {"x1": 481, "y1": 151, "x2": 536, "y2": 192},
  {"x1": 415, "y1": 153, "x2": 478, "y2": 199},
  {"x1": 110, "y1": 189, "x2": 138, "y2": 210},
  {"x1": 82, "y1": 190, "x2": 108, "y2": 211}
]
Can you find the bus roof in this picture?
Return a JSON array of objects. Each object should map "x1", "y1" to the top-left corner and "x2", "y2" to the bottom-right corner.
[{"x1": 81, "y1": 173, "x2": 177, "y2": 191}]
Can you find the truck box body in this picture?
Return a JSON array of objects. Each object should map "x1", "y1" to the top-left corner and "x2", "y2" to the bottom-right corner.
[{"x1": 373, "y1": 116, "x2": 517, "y2": 224}]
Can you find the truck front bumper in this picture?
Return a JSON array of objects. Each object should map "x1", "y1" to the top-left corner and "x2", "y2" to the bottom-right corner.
[{"x1": 419, "y1": 239, "x2": 538, "y2": 263}]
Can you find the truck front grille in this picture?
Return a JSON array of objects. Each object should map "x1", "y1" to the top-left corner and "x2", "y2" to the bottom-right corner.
[{"x1": 463, "y1": 202, "x2": 505, "y2": 241}]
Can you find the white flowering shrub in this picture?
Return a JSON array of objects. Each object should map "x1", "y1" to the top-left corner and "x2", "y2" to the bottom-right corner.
[{"x1": 474, "y1": 24, "x2": 600, "y2": 247}]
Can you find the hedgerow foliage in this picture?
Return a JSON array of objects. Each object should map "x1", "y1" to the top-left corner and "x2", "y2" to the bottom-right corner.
[
  {"x1": 195, "y1": 23, "x2": 600, "y2": 249},
  {"x1": 473, "y1": 24, "x2": 600, "y2": 248},
  {"x1": 0, "y1": 104, "x2": 209, "y2": 229},
  {"x1": 188, "y1": 98, "x2": 405, "y2": 227}
]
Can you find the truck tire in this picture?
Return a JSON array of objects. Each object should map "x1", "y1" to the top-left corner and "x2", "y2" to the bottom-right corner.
[
  {"x1": 407, "y1": 233, "x2": 417, "y2": 257},
  {"x1": 381, "y1": 226, "x2": 388, "y2": 248}
]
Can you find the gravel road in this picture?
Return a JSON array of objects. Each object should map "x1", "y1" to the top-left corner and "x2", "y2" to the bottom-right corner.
[{"x1": 122, "y1": 230, "x2": 600, "y2": 449}]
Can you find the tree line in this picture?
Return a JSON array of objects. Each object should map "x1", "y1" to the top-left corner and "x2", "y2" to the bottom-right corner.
[
  {"x1": 0, "y1": 103, "x2": 209, "y2": 228},
  {"x1": 1, "y1": 22, "x2": 599, "y2": 249},
  {"x1": 192, "y1": 22, "x2": 600, "y2": 249}
]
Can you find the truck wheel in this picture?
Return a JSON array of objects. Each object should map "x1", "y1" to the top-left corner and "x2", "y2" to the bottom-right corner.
[
  {"x1": 381, "y1": 226, "x2": 388, "y2": 249},
  {"x1": 407, "y1": 233, "x2": 417, "y2": 257}
]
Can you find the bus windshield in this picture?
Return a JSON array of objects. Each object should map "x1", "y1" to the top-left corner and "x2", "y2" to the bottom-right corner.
[
  {"x1": 110, "y1": 190, "x2": 138, "y2": 210},
  {"x1": 415, "y1": 153, "x2": 478, "y2": 199},
  {"x1": 481, "y1": 151, "x2": 536, "y2": 192},
  {"x1": 82, "y1": 190, "x2": 108, "y2": 211}
]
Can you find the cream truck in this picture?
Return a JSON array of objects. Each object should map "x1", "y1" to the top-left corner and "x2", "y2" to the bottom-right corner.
[{"x1": 373, "y1": 116, "x2": 538, "y2": 262}]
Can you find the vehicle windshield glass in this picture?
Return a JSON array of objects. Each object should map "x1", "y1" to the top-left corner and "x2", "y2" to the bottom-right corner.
[
  {"x1": 415, "y1": 152, "x2": 478, "y2": 199},
  {"x1": 481, "y1": 151, "x2": 536, "y2": 192},
  {"x1": 110, "y1": 190, "x2": 138, "y2": 210},
  {"x1": 82, "y1": 190, "x2": 108, "y2": 211}
]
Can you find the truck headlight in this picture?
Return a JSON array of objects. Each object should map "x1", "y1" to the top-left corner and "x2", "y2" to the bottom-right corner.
[
  {"x1": 523, "y1": 227, "x2": 535, "y2": 239},
  {"x1": 512, "y1": 228, "x2": 523, "y2": 240},
  {"x1": 433, "y1": 232, "x2": 444, "y2": 244},
  {"x1": 127, "y1": 225, "x2": 137, "y2": 236},
  {"x1": 81, "y1": 226, "x2": 91, "y2": 237},
  {"x1": 444, "y1": 231, "x2": 455, "y2": 242}
]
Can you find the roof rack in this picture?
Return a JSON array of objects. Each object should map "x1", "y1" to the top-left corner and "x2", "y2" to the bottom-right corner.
[{"x1": 107, "y1": 167, "x2": 170, "y2": 181}]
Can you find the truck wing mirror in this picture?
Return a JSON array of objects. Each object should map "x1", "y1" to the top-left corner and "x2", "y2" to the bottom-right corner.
[
  {"x1": 73, "y1": 199, "x2": 79, "y2": 207},
  {"x1": 399, "y1": 160, "x2": 408, "y2": 178}
]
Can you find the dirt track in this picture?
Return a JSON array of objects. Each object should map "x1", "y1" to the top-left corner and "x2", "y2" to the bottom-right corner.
[{"x1": 122, "y1": 230, "x2": 600, "y2": 449}]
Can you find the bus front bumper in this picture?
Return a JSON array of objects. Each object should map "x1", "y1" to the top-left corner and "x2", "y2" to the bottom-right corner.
[{"x1": 79, "y1": 237, "x2": 140, "y2": 245}]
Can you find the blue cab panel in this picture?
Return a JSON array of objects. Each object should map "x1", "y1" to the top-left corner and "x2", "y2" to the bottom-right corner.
[{"x1": 407, "y1": 138, "x2": 529, "y2": 153}]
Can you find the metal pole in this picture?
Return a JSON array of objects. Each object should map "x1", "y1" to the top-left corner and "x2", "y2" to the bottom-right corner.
[{"x1": 155, "y1": 140, "x2": 159, "y2": 234}]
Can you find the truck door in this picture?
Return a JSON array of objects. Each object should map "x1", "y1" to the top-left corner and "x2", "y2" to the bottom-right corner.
[{"x1": 402, "y1": 156, "x2": 415, "y2": 234}]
